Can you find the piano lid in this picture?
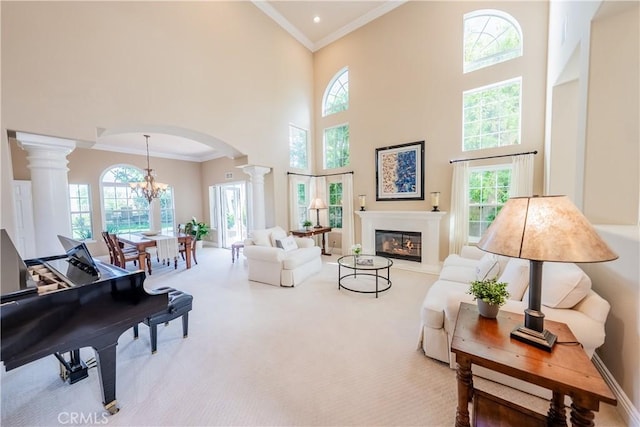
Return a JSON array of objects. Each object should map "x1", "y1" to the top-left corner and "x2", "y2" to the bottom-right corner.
[{"x1": 0, "y1": 229, "x2": 35, "y2": 297}]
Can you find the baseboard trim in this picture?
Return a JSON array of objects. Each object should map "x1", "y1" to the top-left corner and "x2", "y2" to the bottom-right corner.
[{"x1": 592, "y1": 353, "x2": 640, "y2": 427}]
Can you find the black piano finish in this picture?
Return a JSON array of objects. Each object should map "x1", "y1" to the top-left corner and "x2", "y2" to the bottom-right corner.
[{"x1": 1, "y1": 232, "x2": 168, "y2": 414}]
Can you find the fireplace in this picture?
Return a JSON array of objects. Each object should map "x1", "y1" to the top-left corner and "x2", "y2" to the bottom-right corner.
[
  {"x1": 375, "y1": 230, "x2": 421, "y2": 262},
  {"x1": 356, "y1": 210, "x2": 446, "y2": 273}
]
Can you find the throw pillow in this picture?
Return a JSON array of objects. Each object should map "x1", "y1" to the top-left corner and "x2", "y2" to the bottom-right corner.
[
  {"x1": 497, "y1": 258, "x2": 530, "y2": 301},
  {"x1": 475, "y1": 253, "x2": 500, "y2": 281},
  {"x1": 276, "y1": 235, "x2": 298, "y2": 252},
  {"x1": 251, "y1": 229, "x2": 271, "y2": 247},
  {"x1": 269, "y1": 226, "x2": 288, "y2": 247},
  {"x1": 540, "y1": 262, "x2": 592, "y2": 308}
]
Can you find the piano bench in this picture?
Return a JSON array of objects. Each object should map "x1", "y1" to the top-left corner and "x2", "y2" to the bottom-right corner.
[{"x1": 133, "y1": 287, "x2": 193, "y2": 354}]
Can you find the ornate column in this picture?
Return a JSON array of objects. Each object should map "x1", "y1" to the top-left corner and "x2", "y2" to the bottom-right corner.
[
  {"x1": 242, "y1": 165, "x2": 271, "y2": 231},
  {"x1": 16, "y1": 132, "x2": 76, "y2": 257}
]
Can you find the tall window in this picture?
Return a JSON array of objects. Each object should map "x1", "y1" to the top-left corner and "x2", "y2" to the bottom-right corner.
[
  {"x1": 289, "y1": 125, "x2": 308, "y2": 169},
  {"x1": 324, "y1": 124, "x2": 350, "y2": 169},
  {"x1": 296, "y1": 183, "x2": 309, "y2": 228},
  {"x1": 463, "y1": 78, "x2": 521, "y2": 151},
  {"x1": 468, "y1": 165, "x2": 511, "y2": 242},
  {"x1": 101, "y1": 166, "x2": 150, "y2": 233},
  {"x1": 322, "y1": 67, "x2": 349, "y2": 116},
  {"x1": 69, "y1": 184, "x2": 93, "y2": 240},
  {"x1": 159, "y1": 188, "x2": 175, "y2": 234},
  {"x1": 464, "y1": 10, "x2": 522, "y2": 73},
  {"x1": 328, "y1": 181, "x2": 343, "y2": 229}
]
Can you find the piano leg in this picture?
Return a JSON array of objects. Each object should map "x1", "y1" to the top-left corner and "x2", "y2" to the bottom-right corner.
[{"x1": 93, "y1": 343, "x2": 120, "y2": 415}]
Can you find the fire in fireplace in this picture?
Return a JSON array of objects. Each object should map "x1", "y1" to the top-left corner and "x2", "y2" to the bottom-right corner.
[{"x1": 375, "y1": 229, "x2": 422, "y2": 262}]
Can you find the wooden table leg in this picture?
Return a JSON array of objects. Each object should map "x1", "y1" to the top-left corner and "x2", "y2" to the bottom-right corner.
[
  {"x1": 139, "y1": 252, "x2": 151, "y2": 275},
  {"x1": 455, "y1": 356, "x2": 472, "y2": 427},
  {"x1": 548, "y1": 392, "x2": 568, "y2": 426},
  {"x1": 321, "y1": 232, "x2": 328, "y2": 255},
  {"x1": 185, "y1": 240, "x2": 192, "y2": 269}
]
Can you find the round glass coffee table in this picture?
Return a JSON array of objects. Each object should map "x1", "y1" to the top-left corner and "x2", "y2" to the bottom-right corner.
[{"x1": 337, "y1": 254, "x2": 393, "y2": 298}]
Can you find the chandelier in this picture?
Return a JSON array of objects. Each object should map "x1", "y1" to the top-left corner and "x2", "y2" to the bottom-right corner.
[{"x1": 129, "y1": 134, "x2": 168, "y2": 203}]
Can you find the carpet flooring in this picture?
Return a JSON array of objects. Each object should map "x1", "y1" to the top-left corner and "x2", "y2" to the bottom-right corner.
[{"x1": 1, "y1": 248, "x2": 625, "y2": 426}]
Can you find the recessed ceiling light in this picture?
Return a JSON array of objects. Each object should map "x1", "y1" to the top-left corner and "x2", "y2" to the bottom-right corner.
[{"x1": 313, "y1": 16, "x2": 321, "y2": 23}]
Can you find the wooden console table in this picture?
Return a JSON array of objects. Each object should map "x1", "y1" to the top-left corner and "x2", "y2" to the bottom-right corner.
[
  {"x1": 290, "y1": 227, "x2": 332, "y2": 255},
  {"x1": 451, "y1": 303, "x2": 616, "y2": 427}
]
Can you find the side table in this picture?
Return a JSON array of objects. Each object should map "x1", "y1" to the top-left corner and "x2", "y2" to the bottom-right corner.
[
  {"x1": 290, "y1": 226, "x2": 332, "y2": 255},
  {"x1": 450, "y1": 303, "x2": 616, "y2": 427}
]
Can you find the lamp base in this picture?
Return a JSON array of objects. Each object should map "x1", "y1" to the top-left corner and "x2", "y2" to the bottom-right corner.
[
  {"x1": 313, "y1": 225, "x2": 322, "y2": 228},
  {"x1": 360, "y1": 207, "x2": 365, "y2": 211},
  {"x1": 431, "y1": 206, "x2": 439, "y2": 212},
  {"x1": 510, "y1": 325, "x2": 557, "y2": 352}
]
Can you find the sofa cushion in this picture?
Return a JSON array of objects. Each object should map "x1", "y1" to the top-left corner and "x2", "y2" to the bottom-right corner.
[
  {"x1": 498, "y1": 258, "x2": 530, "y2": 301},
  {"x1": 282, "y1": 247, "x2": 321, "y2": 270},
  {"x1": 540, "y1": 262, "x2": 592, "y2": 308},
  {"x1": 269, "y1": 226, "x2": 288, "y2": 247},
  {"x1": 250, "y1": 229, "x2": 272, "y2": 247},
  {"x1": 276, "y1": 235, "x2": 298, "y2": 252},
  {"x1": 475, "y1": 253, "x2": 500, "y2": 281}
]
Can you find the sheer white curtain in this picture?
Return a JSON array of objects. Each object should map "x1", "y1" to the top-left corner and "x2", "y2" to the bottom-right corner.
[
  {"x1": 449, "y1": 161, "x2": 470, "y2": 255},
  {"x1": 510, "y1": 153, "x2": 535, "y2": 197},
  {"x1": 341, "y1": 173, "x2": 355, "y2": 254}
]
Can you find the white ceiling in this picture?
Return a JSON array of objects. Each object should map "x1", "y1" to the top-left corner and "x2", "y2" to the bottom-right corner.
[{"x1": 92, "y1": 1, "x2": 404, "y2": 162}]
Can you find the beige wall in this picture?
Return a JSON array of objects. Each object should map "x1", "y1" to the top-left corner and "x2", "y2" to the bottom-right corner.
[
  {"x1": 546, "y1": 0, "x2": 640, "y2": 414},
  {"x1": 313, "y1": 1, "x2": 549, "y2": 258},
  {"x1": 1, "y1": 0, "x2": 313, "y2": 230}
]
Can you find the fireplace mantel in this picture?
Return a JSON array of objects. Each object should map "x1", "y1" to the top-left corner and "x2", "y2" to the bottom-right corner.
[{"x1": 356, "y1": 210, "x2": 446, "y2": 274}]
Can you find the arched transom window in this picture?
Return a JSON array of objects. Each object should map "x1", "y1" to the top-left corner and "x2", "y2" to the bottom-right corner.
[
  {"x1": 464, "y1": 10, "x2": 522, "y2": 73},
  {"x1": 322, "y1": 67, "x2": 349, "y2": 116}
]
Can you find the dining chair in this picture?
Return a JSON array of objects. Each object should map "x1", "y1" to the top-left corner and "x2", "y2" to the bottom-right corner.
[
  {"x1": 109, "y1": 234, "x2": 151, "y2": 273},
  {"x1": 179, "y1": 237, "x2": 198, "y2": 265},
  {"x1": 101, "y1": 231, "x2": 117, "y2": 265}
]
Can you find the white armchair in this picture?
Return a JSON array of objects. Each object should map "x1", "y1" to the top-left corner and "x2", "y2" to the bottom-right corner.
[{"x1": 243, "y1": 226, "x2": 322, "y2": 287}]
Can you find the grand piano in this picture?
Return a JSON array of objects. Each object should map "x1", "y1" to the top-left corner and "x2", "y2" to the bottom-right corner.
[{"x1": 0, "y1": 229, "x2": 168, "y2": 414}]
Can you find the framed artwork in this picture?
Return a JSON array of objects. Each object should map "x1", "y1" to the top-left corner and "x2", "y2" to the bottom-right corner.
[{"x1": 375, "y1": 140, "x2": 425, "y2": 201}]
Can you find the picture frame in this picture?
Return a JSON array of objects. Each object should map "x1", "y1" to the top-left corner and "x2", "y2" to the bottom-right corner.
[{"x1": 375, "y1": 140, "x2": 425, "y2": 201}]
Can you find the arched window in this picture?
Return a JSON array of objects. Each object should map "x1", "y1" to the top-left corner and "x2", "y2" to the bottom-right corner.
[
  {"x1": 101, "y1": 165, "x2": 150, "y2": 233},
  {"x1": 464, "y1": 10, "x2": 522, "y2": 73},
  {"x1": 322, "y1": 67, "x2": 349, "y2": 116}
]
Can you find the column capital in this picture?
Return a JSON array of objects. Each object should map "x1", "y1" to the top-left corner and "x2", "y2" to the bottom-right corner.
[
  {"x1": 241, "y1": 165, "x2": 271, "y2": 179},
  {"x1": 16, "y1": 132, "x2": 76, "y2": 154}
]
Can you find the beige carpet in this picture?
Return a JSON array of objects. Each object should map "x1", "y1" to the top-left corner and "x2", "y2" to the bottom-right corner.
[{"x1": 1, "y1": 248, "x2": 624, "y2": 426}]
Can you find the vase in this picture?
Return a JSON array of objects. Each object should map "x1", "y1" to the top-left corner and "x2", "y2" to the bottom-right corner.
[
  {"x1": 196, "y1": 240, "x2": 204, "y2": 250},
  {"x1": 477, "y1": 299, "x2": 500, "y2": 318}
]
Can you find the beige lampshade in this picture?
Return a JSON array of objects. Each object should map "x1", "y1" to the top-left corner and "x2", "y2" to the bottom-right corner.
[
  {"x1": 308, "y1": 198, "x2": 328, "y2": 210},
  {"x1": 477, "y1": 195, "x2": 618, "y2": 263}
]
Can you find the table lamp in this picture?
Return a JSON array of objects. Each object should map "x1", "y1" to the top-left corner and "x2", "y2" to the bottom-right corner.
[
  {"x1": 308, "y1": 198, "x2": 327, "y2": 228},
  {"x1": 477, "y1": 195, "x2": 618, "y2": 351}
]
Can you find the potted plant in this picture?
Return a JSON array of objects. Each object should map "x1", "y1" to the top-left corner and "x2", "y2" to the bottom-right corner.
[
  {"x1": 302, "y1": 220, "x2": 312, "y2": 231},
  {"x1": 467, "y1": 278, "x2": 510, "y2": 318},
  {"x1": 186, "y1": 217, "x2": 209, "y2": 249}
]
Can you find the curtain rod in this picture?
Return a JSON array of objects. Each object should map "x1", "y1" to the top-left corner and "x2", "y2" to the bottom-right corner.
[
  {"x1": 287, "y1": 171, "x2": 354, "y2": 177},
  {"x1": 449, "y1": 150, "x2": 537, "y2": 164}
]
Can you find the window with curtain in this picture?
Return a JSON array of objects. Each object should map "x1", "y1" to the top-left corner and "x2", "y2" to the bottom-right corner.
[
  {"x1": 69, "y1": 183, "x2": 93, "y2": 240},
  {"x1": 464, "y1": 10, "x2": 523, "y2": 73},
  {"x1": 101, "y1": 165, "x2": 150, "y2": 233},
  {"x1": 324, "y1": 124, "x2": 350, "y2": 169},
  {"x1": 468, "y1": 165, "x2": 511, "y2": 242},
  {"x1": 463, "y1": 77, "x2": 521, "y2": 151},
  {"x1": 296, "y1": 183, "x2": 309, "y2": 228},
  {"x1": 322, "y1": 67, "x2": 349, "y2": 116},
  {"x1": 289, "y1": 125, "x2": 308, "y2": 169},
  {"x1": 328, "y1": 180, "x2": 343, "y2": 229}
]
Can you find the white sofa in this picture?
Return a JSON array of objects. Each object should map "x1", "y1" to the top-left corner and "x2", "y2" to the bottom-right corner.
[
  {"x1": 243, "y1": 226, "x2": 322, "y2": 287},
  {"x1": 418, "y1": 245, "x2": 611, "y2": 397}
]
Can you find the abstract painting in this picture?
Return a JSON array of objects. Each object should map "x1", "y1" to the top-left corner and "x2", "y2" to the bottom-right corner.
[{"x1": 375, "y1": 141, "x2": 424, "y2": 201}]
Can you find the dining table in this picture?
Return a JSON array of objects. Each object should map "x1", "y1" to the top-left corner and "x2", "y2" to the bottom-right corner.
[{"x1": 117, "y1": 232, "x2": 193, "y2": 274}]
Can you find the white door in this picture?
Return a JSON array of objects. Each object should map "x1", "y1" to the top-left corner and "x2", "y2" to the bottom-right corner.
[
  {"x1": 210, "y1": 182, "x2": 247, "y2": 249},
  {"x1": 12, "y1": 180, "x2": 36, "y2": 258}
]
